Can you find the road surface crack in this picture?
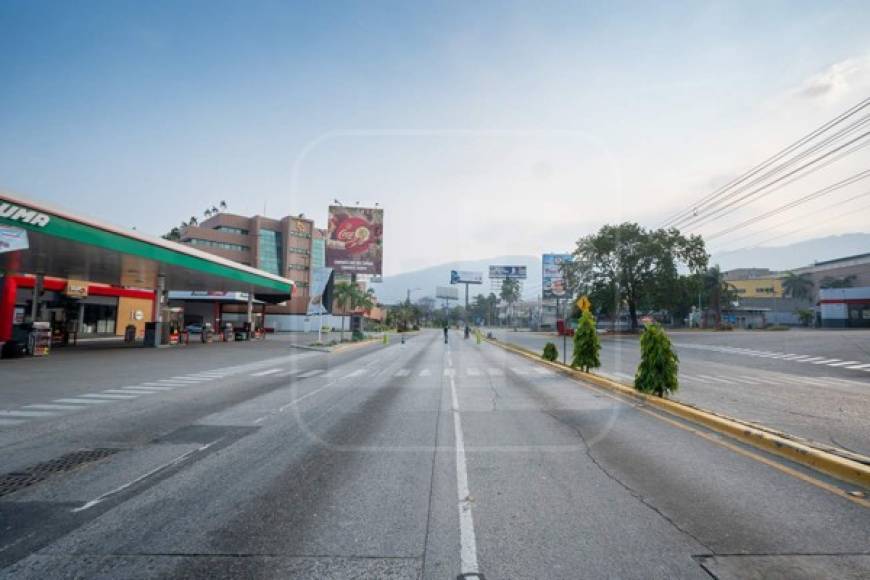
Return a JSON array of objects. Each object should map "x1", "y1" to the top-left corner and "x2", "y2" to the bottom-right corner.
[{"x1": 543, "y1": 409, "x2": 717, "y2": 555}]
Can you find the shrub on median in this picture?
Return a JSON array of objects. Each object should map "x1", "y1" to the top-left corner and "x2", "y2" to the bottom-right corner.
[
  {"x1": 634, "y1": 323, "x2": 679, "y2": 397},
  {"x1": 571, "y1": 310, "x2": 600, "y2": 372},
  {"x1": 542, "y1": 342, "x2": 558, "y2": 362}
]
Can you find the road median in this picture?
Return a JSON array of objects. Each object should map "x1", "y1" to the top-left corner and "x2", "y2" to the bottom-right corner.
[{"x1": 486, "y1": 337, "x2": 870, "y2": 490}]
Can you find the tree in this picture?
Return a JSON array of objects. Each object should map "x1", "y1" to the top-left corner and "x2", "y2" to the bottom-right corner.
[
  {"x1": 219, "y1": 200, "x2": 228, "y2": 211},
  {"x1": 566, "y1": 223, "x2": 708, "y2": 330},
  {"x1": 162, "y1": 227, "x2": 181, "y2": 241},
  {"x1": 819, "y1": 275, "x2": 857, "y2": 289},
  {"x1": 702, "y1": 265, "x2": 737, "y2": 327},
  {"x1": 542, "y1": 342, "x2": 558, "y2": 362},
  {"x1": 333, "y1": 282, "x2": 360, "y2": 342},
  {"x1": 781, "y1": 272, "x2": 813, "y2": 301},
  {"x1": 795, "y1": 308, "x2": 814, "y2": 327},
  {"x1": 204, "y1": 208, "x2": 213, "y2": 218},
  {"x1": 635, "y1": 324, "x2": 679, "y2": 397},
  {"x1": 500, "y1": 278, "x2": 521, "y2": 326},
  {"x1": 188, "y1": 216, "x2": 198, "y2": 227},
  {"x1": 571, "y1": 310, "x2": 600, "y2": 372}
]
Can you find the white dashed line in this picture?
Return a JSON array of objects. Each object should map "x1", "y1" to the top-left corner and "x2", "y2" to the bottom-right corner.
[
  {"x1": 846, "y1": 363, "x2": 870, "y2": 370},
  {"x1": 126, "y1": 386, "x2": 173, "y2": 391},
  {"x1": 251, "y1": 368, "x2": 282, "y2": 377},
  {"x1": 395, "y1": 369, "x2": 411, "y2": 377},
  {"x1": 81, "y1": 393, "x2": 139, "y2": 400},
  {"x1": 812, "y1": 359, "x2": 841, "y2": 365},
  {"x1": 419, "y1": 369, "x2": 431, "y2": 377},
  {"x1": 105, "y1": 389, "x2": 155, "y2": 395},
  {"x1": 22, "y1": 404, "x2": 82, "y2": 411},
  {"x1": 826, "y1": 360, "x2": 860, "y2": 367},
  {"x1": 54, "y1": 398, "x2": 112, "y2": 405},
  {"x1": 0, "y1": 410, "x2": 57, "y2": 417},
  {"x1": 298, "y1": 369, "x2": 325, "y2": 378}
]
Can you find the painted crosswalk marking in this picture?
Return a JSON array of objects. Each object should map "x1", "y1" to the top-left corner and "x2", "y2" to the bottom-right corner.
[
  {"x1": 419, "y1": 369, "x2": 431, "y2": 377},
  {"x1": 443, "y1": 368, "x2": 455, "y2": 377},
  {"x1": 487, "y1": 368, "x2": 504, "y2": 376},
  {"x1": 395, "y1": 369, "x2": 411, "y2": 377},
  {"x1": 0, "y1": 410, "x2": 57, "y2": 417},
  {"x1": 466, "y1": 368, "x2": 481, "y2": 376},
  {"x1": 54, "y1": 398, "x2": 112, "y2": 405},
  {"x1": 251, "y1": 368, "x2": 282, "y2": 377},
  {"x1": 344, "y1": 369, "x2": 366, "y2": 378}
]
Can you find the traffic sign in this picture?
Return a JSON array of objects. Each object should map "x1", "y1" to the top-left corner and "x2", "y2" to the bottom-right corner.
[{"x1": 576, "y1": 295, "x2": 591, "y2": 313}]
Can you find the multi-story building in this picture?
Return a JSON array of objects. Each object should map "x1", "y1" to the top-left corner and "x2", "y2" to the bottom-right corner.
[{"x1": 180, "y1": 213, "x2": 314, "y2": 297}]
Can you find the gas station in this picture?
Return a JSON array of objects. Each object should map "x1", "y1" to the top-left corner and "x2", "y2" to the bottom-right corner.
[{"x1": 0, "y1": 192, "x2": 295, "y2": 357}]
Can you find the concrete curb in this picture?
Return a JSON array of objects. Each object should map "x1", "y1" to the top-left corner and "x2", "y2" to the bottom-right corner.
[{"x1": 487, "y1": 338, "x2": 870, "y2": 490}]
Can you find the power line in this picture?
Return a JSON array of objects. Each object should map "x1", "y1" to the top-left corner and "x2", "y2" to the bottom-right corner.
[
  {"x1": 660, "y1": 96, "x2": 870, "y2": 228},
  {"x1": 675, "y1": 132, "x2": 870, "y2": 231},
  {"x1": 704, "y1": 168, "x2": 870, "y2": 241}
]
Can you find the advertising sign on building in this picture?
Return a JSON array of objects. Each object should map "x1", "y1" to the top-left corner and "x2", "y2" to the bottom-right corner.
[
  {"x1": 436, "y1": 286, "x2": 459, "y2": 300},
  {"x1": 326, "y1": 206, "x2": 383, "y2": 275},
  {"x1": 65, "y1": 279, "x2": 89, "y2": 299},
  {"x1": 489, "y1": 265, "x2": 527, "y2": 279},
  {"x1": 450, "y1": 270, "x2": 483, "y2": 284},
  {"x1": 542, "y1": 254, "x2": 572, "y2": 299},
  {"x1": 307, "y1": 267, "x2": 335, "y2": 315},
  {"x1": 0, "y1": 225, "x2": 28, "y2": 254}
]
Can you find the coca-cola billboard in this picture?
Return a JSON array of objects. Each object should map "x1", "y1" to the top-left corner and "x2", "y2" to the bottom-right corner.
[{"x1": 326, "y1": 206, "x2": 383, "y2": 275}]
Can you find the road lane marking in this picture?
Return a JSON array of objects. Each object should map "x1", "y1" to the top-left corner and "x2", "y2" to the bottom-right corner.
[
  {"x1": 812, "y1": 359, "x2": 841, "y2": 365},
  {"x1": 104, "y1": 389, "x2": 155, "y2": 395},
  {"x1": 344, "y1": 369, "x2": 365, "y2": 378},
  {"x1": 466, "y1": 368, "x2": 480, "y2": 376},
  {"x1": 0, "y1": 419, "x2": 26, "y2": 426},
  {"x1": 251, "y1": 368, "x2": 283, "y2": 377},
  {"x1": 443, "y1": 368, "x2": 455, "y2": 377},
  {"x1": 298, "y1": 369, "x2": 325, "y2": 378},
  {"x1": 731, "y1": 376, "x2": 763, "y2": 385},
  {"x1": 23, "y1": 404, "x2": 82, "y2": 411},
  {"x1": 486, "y1": 368, "x2": 504, "y2": 376},
  {"x1": 826, "y1": 360, "x2": 860, "y2": 367},
  {"x1": 696, "y1": 374, "x2": 732, "y2": 384},
  {"x1": 419, "y1": 369, "x2": 431, "y2": 377},
  {"x1": 846, "y1": 363, "x2": 870, "y2": 369},
  {"x1": 798, "y1": 357, "x2": 826, "y2": 363},
  {"x1": 395, "y1": 369, "x2": 411, "y2": 377},
  {"x1": 126, "y1": 386, "x2": 173, "y2": 391},
  {"x1": 448, "y1": 351, "x2": 480, "y2": 577},
  {"x1": 0, "y1": 410, "x2": 57, "y2": 417},
  {"x1": 81, "y1": 394, "x2": 138, "y2": 400},
  {"x1": 54, "y1": 398, "x2": 112, "y2": 405}
]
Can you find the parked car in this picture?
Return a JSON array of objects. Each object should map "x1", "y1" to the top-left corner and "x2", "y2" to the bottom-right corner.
[{"x1": 185, "y1": 323, "x2": 203, "y2": 334}]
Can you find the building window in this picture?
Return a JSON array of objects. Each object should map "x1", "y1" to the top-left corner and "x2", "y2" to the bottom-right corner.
[
  {"x1": 312, "y1": 238, "x2": 326, "y2": 269},
  {"x1": 214, "y1": 226, "x2": 249, "y2": 235},
  {"x1": 258, "y1": 229, "x2": 283, "y2": 275},
  {"x1": 288, "y1": 230, "x2": 311, "y2": 239},
  {"x1": 187, "y1": 238, "x2": 249, "y2": 252},
  {"x1": 288, "y1": 247, "x2": 310, "y2": 255}
]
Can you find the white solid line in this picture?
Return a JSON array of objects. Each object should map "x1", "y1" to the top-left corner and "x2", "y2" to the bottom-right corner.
[
  {"x1": 343, "y1": 369, "x2": 365, "y2": 378},
  {"x1": 846, "y1": 363, "x2": 870, "y2": 370},
  {"x1": 0, "y1": 410, "x2": 57, "y2": 417},
  {"x1": 0, "y1": 419, "x2": 26, "y2": 426},
  {"x1": 812, "y1": 359, "x2": 841, "y2": 365},
  {"x1": 82, "y1": 394, "x2": 138, "y2": 400},
  {"x1": 298, "y1": 369, "x2": 325, "y2": 378},
  {"x1": 826, "y1": 360, "x2": 860, "y2": 367},
  {"x1": 448, "y1": 353, "x2": 480, "y2": 577},
  {"x1": 72, "y1": 440, "x2": 217, "y2": 513},
  {"x1": 251, "y1": 368, "x2": 282, "y2": 377},
  {"x1": 54, "y1": 398, "x2": 112, "y2": 405},
  {"x1": 23, "y1": 404, "x2": 82, "y2": 411}
]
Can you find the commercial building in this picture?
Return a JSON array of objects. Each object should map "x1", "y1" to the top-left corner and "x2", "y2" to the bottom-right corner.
[
  {"x1": 1, "y1": 191, "x2": 294, "y2": 355},
  {"x1": 819, "y1": 287, "x2": 870, "y2": 328}
]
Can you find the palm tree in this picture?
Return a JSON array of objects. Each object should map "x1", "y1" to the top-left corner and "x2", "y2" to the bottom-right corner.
[
  {"x1": 500, "y1": 278, "x2": 521, "y2": 327},
  {"x1": 204, "y1": 208, "x2": 212, "y2": 218},
  {"x1": 219, "y1": 200, "x2": 227, "y2": 211},
  {"x1": 702, "y1": 266, "x2": 737, "y2": 327},
  {"x1": 211, "y1": 205, "x2": 219, "y2": 215},
  {"x1": 781, "y1": 272, "x2": 813, "y2": 301},
  {"x1": 333, "y1": 282, "x2": 359, "y2": 342},
  {"x1": 189, "y1": 216, "x2": 198, "y2": 227}
]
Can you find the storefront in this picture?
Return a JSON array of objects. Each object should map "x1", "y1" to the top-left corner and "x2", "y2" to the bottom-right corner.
[
  {"x1": 819, "y1": 287, "x2": 870, "y2": 328},
  {"x1": 1, "y1": 191, "x2": 294, "y2": 355}
]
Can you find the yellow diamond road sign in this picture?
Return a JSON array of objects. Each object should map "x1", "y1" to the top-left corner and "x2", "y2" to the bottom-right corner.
[{"x1": 576, "y1": 295, "x2": 591, "y2": 312}]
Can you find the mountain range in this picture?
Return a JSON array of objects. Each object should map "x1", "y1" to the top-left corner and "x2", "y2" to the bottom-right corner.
[{"x1": 373, "y1": 233, "x2": 870, "y2": 304}]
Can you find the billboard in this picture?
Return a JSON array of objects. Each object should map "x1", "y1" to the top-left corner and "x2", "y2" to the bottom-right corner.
[
  {"x1": 450, "y1": 270, "x2": 483, "y2": 284},
  {"x1": 326, "y1": 205, "x2": 383, "y2": 275},
  {"x1": 542, "y1": 254, "x2": 572, "y2": 299},
  {"x1": 436, "y1": 286, "x2": 459, "y2": 300},
  {"x1": 489, "y1": 265, "x2": 527, "y2": 279}
]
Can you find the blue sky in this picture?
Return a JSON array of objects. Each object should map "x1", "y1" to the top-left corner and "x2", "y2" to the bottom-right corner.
[{"x1": 2, "y1": 1, "x2": 870, "y2": 273}]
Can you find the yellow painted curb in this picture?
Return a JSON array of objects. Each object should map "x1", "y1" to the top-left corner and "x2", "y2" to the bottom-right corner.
[{"x1": 487, "y1": 339, "x2": 870, "y2": 490}]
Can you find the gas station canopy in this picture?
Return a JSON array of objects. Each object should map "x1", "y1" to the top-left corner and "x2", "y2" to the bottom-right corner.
[{"x1": 0, "y1": 191, "x2": 294, "y2": 303}]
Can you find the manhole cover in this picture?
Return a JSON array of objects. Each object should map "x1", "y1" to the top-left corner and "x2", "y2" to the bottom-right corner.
[{"x1": 0, "y1": 448, "x2": 120, "y2": 498}]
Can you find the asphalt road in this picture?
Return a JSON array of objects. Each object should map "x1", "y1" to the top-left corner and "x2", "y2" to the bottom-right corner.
[
  {"x1": 492, "y1": 328, "x2": 870, "y2": 457},
  {"x1": 0, "y1": 330, "x2": 868, "y2": 578}
]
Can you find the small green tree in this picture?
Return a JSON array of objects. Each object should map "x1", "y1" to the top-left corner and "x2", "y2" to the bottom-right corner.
[
  {"x1": 542, "y1": 342, "x2": 558, "y2": 362},
  {"x1": 635, "y1": 324, "x2": 679, "y2": 397},
  {"x1": 571, "y1": 310, "x2": 600, "y2": 372}
]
